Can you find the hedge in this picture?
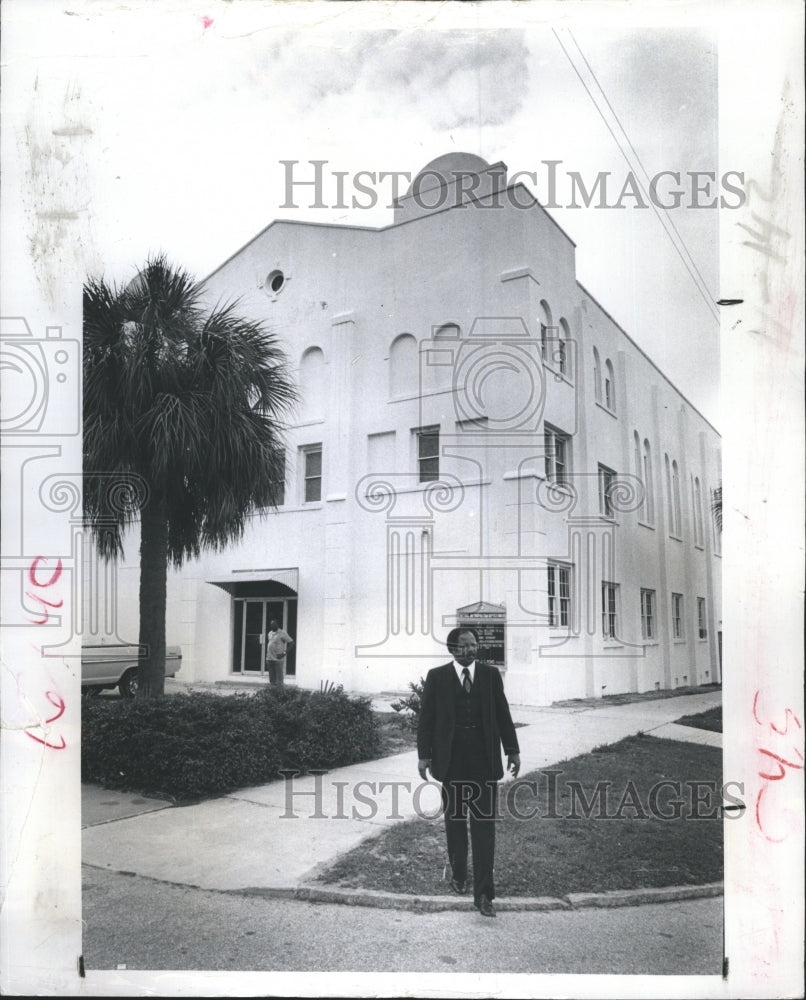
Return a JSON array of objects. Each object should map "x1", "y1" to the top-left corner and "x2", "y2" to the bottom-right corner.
[{"x1": 82, "y1": 686, "x2": 381, "y2": 801}]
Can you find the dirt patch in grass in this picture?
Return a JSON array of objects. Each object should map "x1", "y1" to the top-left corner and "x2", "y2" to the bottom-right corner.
[
  {"x1": 375, "y1": 712, "x2": 418, "y2": 756},
  {"x1": 313, "y1": 735, "x2": 724, "y2": 897},
  {"x1": 552, "y1": 683, "x2": 721, "y2": 709},
  {"x1": 675, "y1": 706, "x2": 722, "y2": 733}
]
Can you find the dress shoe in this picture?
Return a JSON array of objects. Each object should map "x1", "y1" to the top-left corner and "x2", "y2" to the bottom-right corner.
[
  {"x1": 477, "y1": 895, "x2": 496, "y2": 918},
  {"x1": 449, "y1": 877, "x2": 467, "y2": 895}
]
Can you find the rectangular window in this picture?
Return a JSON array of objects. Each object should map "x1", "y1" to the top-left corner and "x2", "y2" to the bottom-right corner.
[
  {"x1": 672, "y1": 593, "x2": 684, "y2": 639},
  {"x1": 602, "y1": 582, "x2": 618, "y2": 639},
  {"x1": 640, "y1": 588, "x2": 655, "y2": 640},
  {"x1": 605, "y1": 376, "x2": 614, "y2": 410},
  {"x1": 302, "y1": 446, "x2": 322, "y2": 503},
  {"x1": 557, "y1": 339, "x2": 567, "y2": 375},
  {"x1": 598, "y1": 464, "x2": 616, "y2": 518},
  {"x1": 416, "y1": 426, "x2": 440, "y2": 483},
  {"x1": 540, "y1": 323, "x2": 548, "y2": 360},
  {"x1": 547, "y1": 563, "x2": 571, "y2": 627},
  {"x1": 272, "y1": 450, "x2": 286, "y2": 506},
  {"x1": 697, "y1": 597, "x2": 707, "y2": 639},
  {"x1": 544, "y1": 425, "x2": 569, "y2": 484}
]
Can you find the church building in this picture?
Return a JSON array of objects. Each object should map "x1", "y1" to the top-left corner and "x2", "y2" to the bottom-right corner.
[{"x1": 101, "y1": 153, "x2": 722, "y2": 705}]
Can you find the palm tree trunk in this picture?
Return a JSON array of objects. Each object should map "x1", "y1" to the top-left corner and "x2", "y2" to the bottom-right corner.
[{"x1": 137, "y1": 489, "x2": 168, "y2": 698}]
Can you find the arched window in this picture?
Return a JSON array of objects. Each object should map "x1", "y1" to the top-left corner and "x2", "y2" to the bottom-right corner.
[
  {"x1": 643, "y1": 439, "x2": 654, "y2": 524},
  {"x1": 299, "y1": 346, "x2": 325, "y2": 419},
  {"x1": 558, "y1": 318, "x2": 570, "y2": 376},
  {"x1": 389, "y1": 333, "x2": 418, "y2": 398},
  {"x1": 593, "y1": 347, "x2": 602, "y2": 403},
  {"x1": 665, "y1": 454, "x2": 674, "y2": 534},
  {"x1": 539, "y1": 301, "x2": 552, "y2": 361},
  {"x1": 634, "y1": 432, "x2": 643, "y2": 519},
  {"x1": 604, "y1": 359, "x2": 615, "y2": 412},
  {"x1": 693, "y1": 475, "x2": 704, "y2": 546},
  {"x1": 672, "y1": 459, "x2": 682, "y2": 536}
]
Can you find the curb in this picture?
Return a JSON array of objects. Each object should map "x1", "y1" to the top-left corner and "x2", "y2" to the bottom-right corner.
[{"x1": 233, "y1": 881, "x2": 724, "y2": 912}]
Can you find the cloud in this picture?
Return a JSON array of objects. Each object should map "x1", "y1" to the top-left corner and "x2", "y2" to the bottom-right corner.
[{"x1": 238, "y1": 28, "x2": 530, "y2": 130}]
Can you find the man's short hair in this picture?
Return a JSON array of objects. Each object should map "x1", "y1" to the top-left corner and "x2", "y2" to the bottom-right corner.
[{"x1": 447, "y1": 626, "x2": 479, "y2": 651}]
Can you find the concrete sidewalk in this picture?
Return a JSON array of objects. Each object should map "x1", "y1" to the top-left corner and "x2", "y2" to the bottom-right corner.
[{"x1": 82, "y1": 689, "x2": 722, "y2": 896}]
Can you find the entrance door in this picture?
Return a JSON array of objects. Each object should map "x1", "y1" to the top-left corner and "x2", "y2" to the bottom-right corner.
[{"x1": 232, "y1": 596, "x2": 297, "y2": 676}]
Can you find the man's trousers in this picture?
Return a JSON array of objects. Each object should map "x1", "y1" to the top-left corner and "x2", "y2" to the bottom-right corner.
[{"x1": 442, "y1": 730, "x2": 498, "y2": 903}]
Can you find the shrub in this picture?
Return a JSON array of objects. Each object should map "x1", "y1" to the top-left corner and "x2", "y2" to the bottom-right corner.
[
  {"x1": 82, "y1": 686, "x2": 380, "y2": 801},
  {"x1": 391, "y1": 678, "x2": 425, "y2": 730}
]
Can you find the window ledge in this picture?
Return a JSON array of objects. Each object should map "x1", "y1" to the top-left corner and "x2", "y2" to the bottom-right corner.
[
  {"x1": 503, "y1": 468, "x2": 545, "y2": 482},
  {"x1": 603, "y1": 641, "x2": 625, "y2": 649},
  {"x1": 694, "y1": 543, "x2": 705, "y2": 551},
  {"x1": 637, "y1": 520, "x2": 655, "y2": 530},
  {"x1": 668, "y1": 533, "x2": 683, "y2": 542},
  {"x1": 673, "y1": 639, "x2": 687, "y2": 645},
  {"x1": 642, "y1": 640, "x2": 659, "y2": 647},
  {"x1": 363, "y1": 478, "x2": 491, "y2": 501},
  {"x1": 391, "y1": 386, "x2": 456, "y2": 404},
  {"x1": 595, "y1": 401, "x2": 617, "y2": 418},
  {"x1": 543, "y1": 362, "x2": 574, "y2": 386},
  {"x1": 291, "y1": 418, "x2": 326, "y2": 429}
]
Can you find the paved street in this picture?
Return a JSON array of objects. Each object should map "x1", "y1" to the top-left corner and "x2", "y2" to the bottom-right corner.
[
  {"x1": 81, "y1": 690, "x2": 725, "y2": 981},
  {"x1": 82, "y1": 865, "x2": 723, "y2": 975}
]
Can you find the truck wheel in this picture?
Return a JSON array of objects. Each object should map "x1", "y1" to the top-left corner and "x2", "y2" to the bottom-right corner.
[{"x1": 119, "y1": 669, "x2": 138, "y2": 699}]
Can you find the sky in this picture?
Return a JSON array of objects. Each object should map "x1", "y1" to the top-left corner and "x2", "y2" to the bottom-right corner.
[{"x1": 4, "y1": 0, "x2": 721, "y2": 425}]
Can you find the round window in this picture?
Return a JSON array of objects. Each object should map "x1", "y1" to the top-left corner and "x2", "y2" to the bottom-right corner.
[{"x1": 266, "y1": 270, "x2": 285, "y2": 294}]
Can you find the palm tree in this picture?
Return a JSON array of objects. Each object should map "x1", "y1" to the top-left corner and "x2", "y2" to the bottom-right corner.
[{"x1": 83, "y1": 254, "x2": 298, "y2": 697}]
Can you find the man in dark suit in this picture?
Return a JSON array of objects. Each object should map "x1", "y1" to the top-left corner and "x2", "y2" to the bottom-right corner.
[{"x1": 417, "y1": 627, "x2": 520, "y2": 918}]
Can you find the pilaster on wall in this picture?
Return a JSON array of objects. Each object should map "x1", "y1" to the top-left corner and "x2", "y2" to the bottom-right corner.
[{"x1": 322, "y1": 312, "x2": 355, "y2": 683}]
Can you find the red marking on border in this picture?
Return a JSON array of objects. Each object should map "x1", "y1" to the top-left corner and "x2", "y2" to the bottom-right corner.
[
  {"x1": 201, "y1": 15, "x2": 213, "y2": 30},
  {"x1": 753, "y1": 691, "x2": 804, "y2": 841},
  {"x1": 28, "y1": 557, "x2": 63, "y2": 588}
]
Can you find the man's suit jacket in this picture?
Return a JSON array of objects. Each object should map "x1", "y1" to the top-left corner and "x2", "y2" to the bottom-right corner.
[{"x1": 417, "y1": 661, "x2": 519, "y2": 782}]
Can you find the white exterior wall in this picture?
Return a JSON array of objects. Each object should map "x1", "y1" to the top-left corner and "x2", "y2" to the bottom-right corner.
[{"x1": 98, "y1": 157, "x2": 722, "y2": 705}]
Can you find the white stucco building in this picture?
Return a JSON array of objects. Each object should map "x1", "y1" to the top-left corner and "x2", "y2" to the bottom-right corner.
[{"x1": 99, "y1": 153, "x2": 722, "y2": 705}]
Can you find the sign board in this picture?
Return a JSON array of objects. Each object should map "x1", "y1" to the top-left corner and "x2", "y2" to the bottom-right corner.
[{"x1": 456, "y1": 602, "x2": 506, "y2": 670}]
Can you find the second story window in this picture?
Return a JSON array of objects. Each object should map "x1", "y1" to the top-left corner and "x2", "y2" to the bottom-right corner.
[
  {"x1": 640, "y1": 588, "x2": 656, "y2": 640},
  {"x1": 602, "y1": 581, "x2": 619, "y2": 639},
  {"x1": 272, "y1": 449, "x2": 286, "y2": 507},
  {"x1": 672, "y1": 593, "x2": 684, "y2": 639},
  {"x1": 548, "y1": 563, "x2": 571, "y2": 627},
  {"x1": 303, "y1": 445, "x2": 322, "y2": 503},
  {"x1": 598, "y1": 463, "x2": 616, "y2": 518},
  {"x1": 544, "y1": 425, "x2": 569, "y2": 484},
  {"x1": 416, "y1": 426, "x2": 440, "y2": 483},
  {"x1": 697, "y1": 597, "x2": 707, "y2": 639}
]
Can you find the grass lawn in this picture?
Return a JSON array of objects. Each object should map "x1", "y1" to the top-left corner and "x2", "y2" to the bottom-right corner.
[
  {"x1": 375, "y1": 712, "x2": 417, "y2": 756},
  {"x1": 675, "y1": 705, "x2": 722, "y2": 733},
  {"x1": 313, "y1": 735, "x2": 724, "y2": 897},
  {"x1": 552, "y1": 682, "x2": 721, "y2": 709}
]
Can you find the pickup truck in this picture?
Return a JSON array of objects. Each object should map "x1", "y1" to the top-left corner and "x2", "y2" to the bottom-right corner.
[{"x1": 82, "y1": 643, "x2": 182, "y2": 698}]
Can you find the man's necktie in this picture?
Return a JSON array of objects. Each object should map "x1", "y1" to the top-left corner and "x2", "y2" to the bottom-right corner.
[{"x1": 462, "y1": 667, "x2": 472, "y2": 694}]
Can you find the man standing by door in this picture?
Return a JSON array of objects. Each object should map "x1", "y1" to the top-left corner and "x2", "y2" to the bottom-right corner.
[
  {"x1": 266, "y1": 620, "x2": 294, "y2": 686},
  {"x1": 417, "y1": 626, "x2": 520, "y2": 918}
]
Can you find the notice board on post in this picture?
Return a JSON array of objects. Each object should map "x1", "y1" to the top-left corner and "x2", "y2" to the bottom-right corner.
[{"x1": 456, "y1": 602, "x2": 506, "y2": 671}]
